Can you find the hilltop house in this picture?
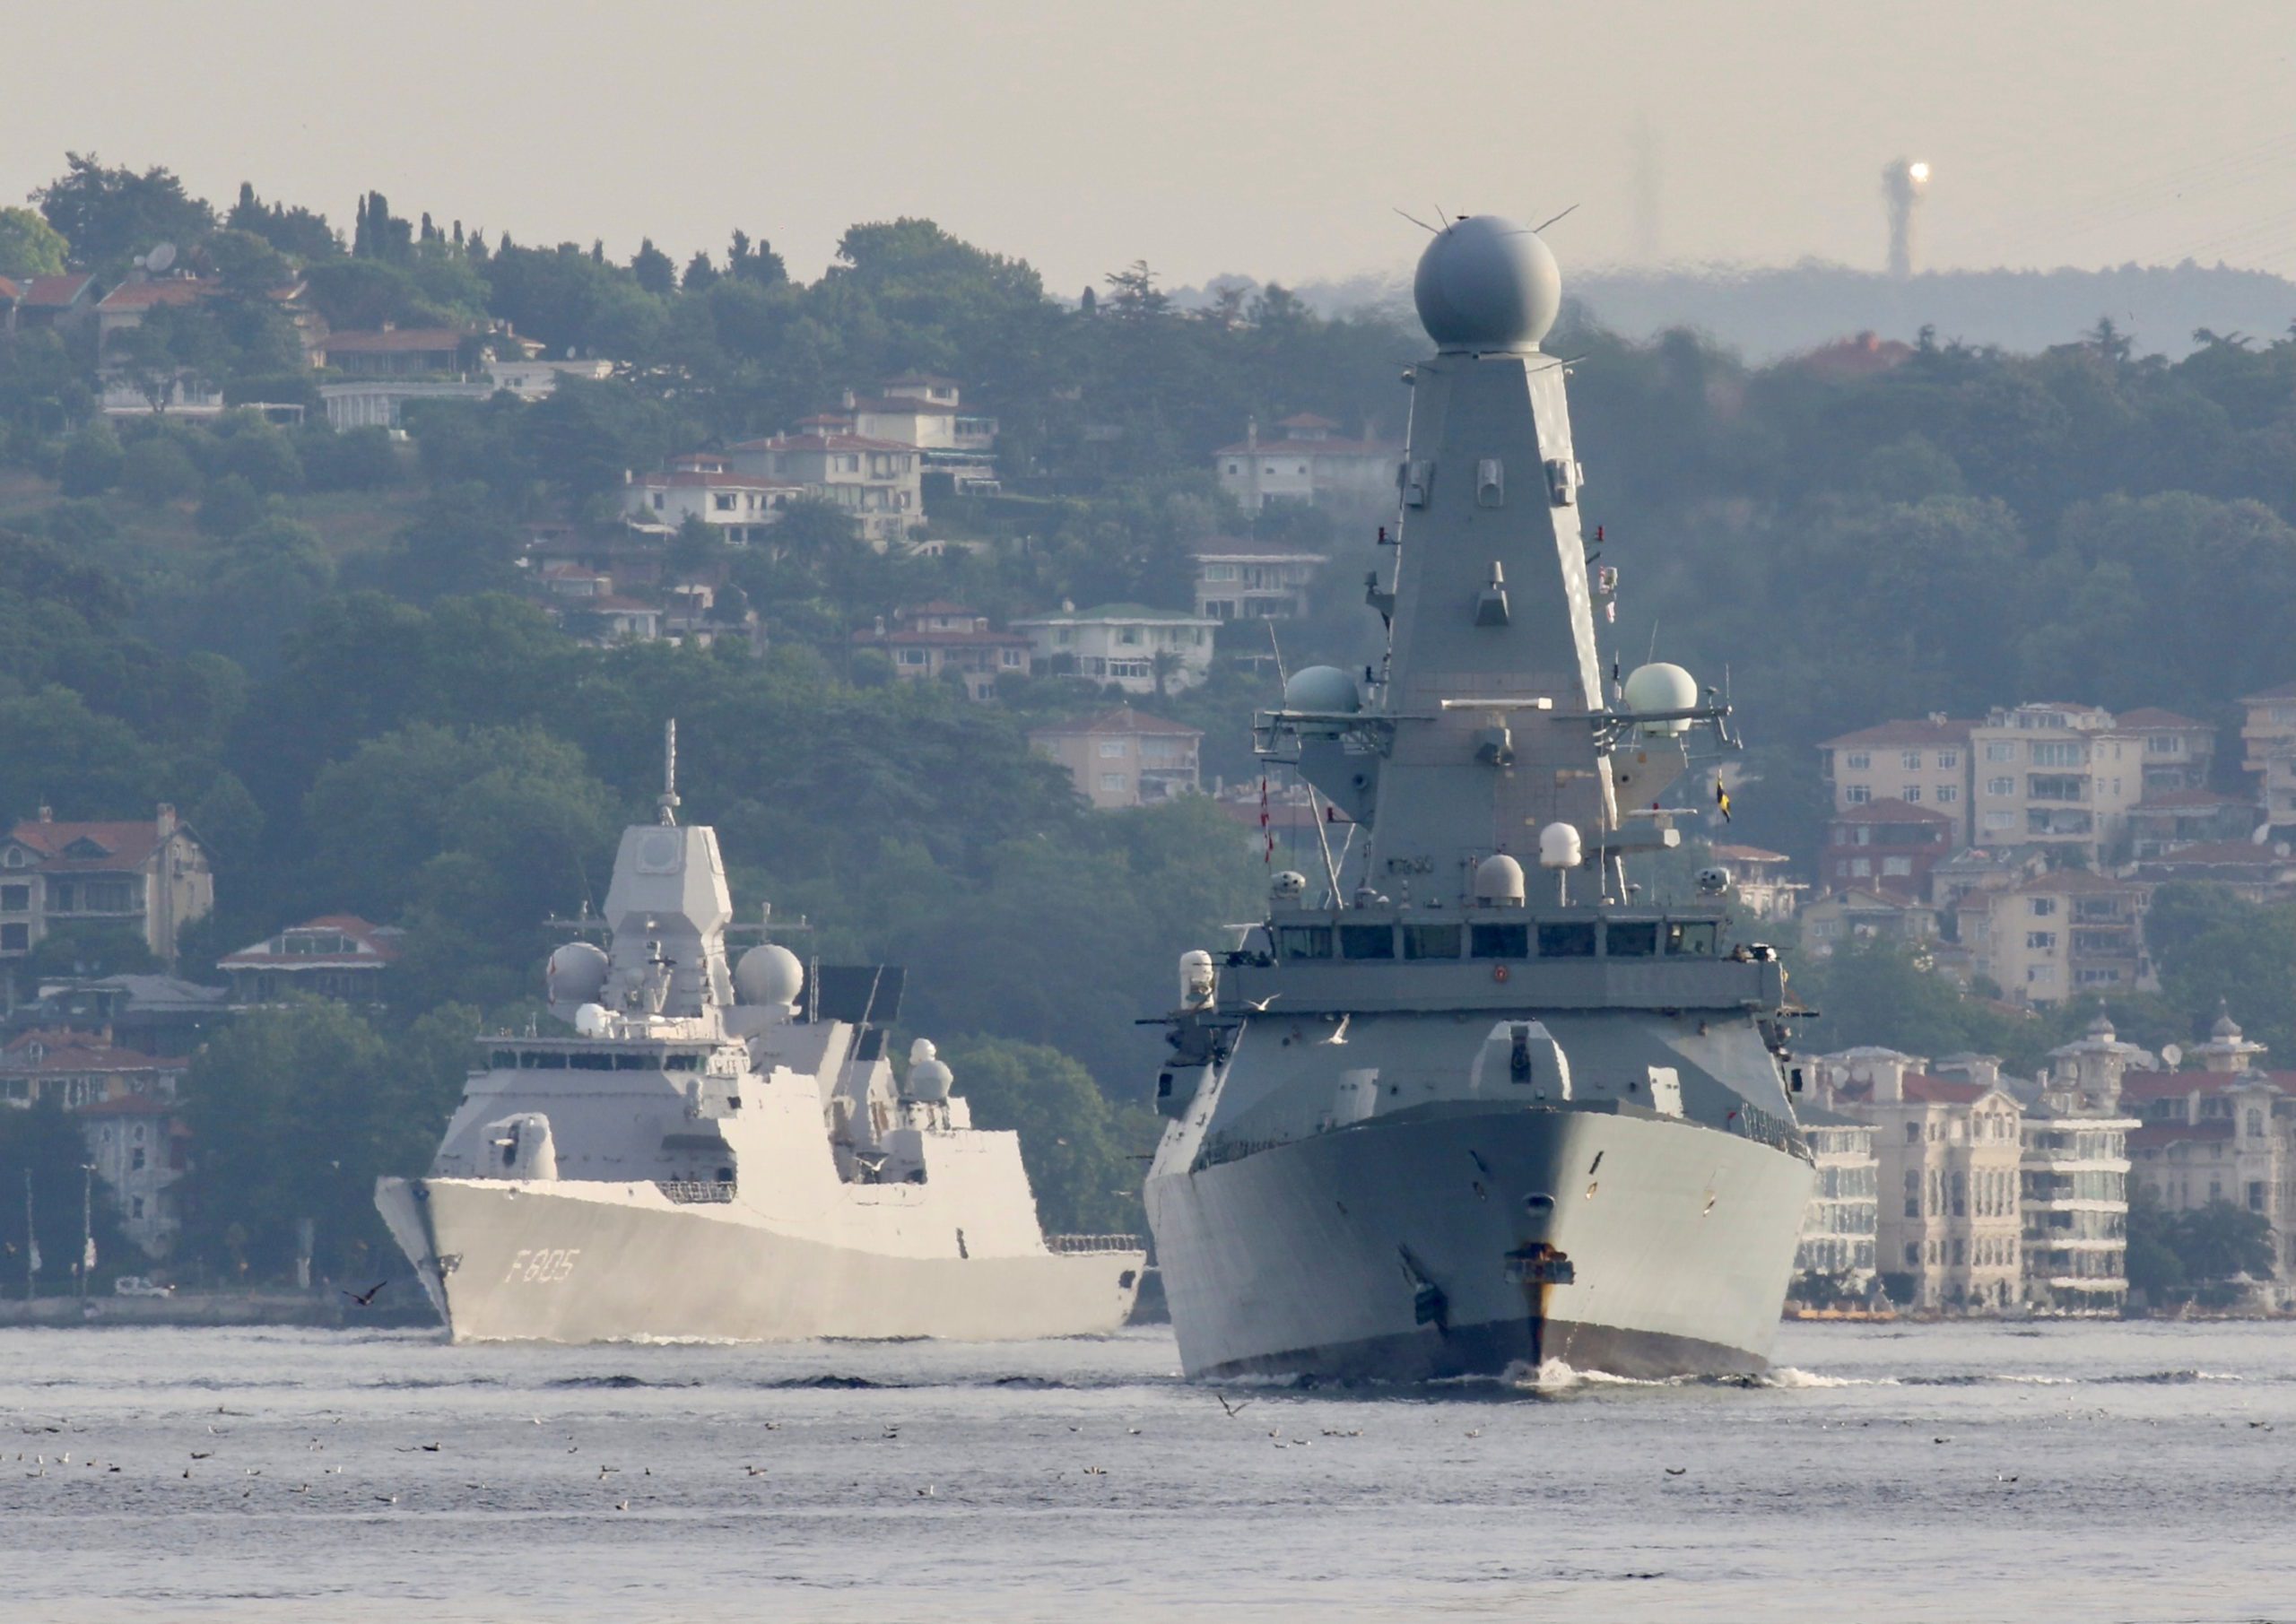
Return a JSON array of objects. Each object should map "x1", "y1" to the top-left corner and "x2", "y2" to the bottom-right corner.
[
  {"x1": 218, "y1": 915, "x2": 403, "y2": 1005},
  {"x1": 1213, "y1": 414, "x2": 1400, "y2": 513},
  {"x1": 851, "y1": 603, "x2": 1031, "y2": 700},
  {"x1": 1187, "y1": 536, "x2": 1327, "y2": 621},
  {"x1": 0, "y1": 807, "x2": 213, "y2": 970},
  {"x1": 1030, "y1": 707, "x2": 1204, "y2": 809},
  {"x1": 1012, "y1": 604, "x2": 1218, "y2": 695}
]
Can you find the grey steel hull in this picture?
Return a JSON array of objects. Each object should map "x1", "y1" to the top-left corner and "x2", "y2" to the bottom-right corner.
[
  {"x1": 1147, "y1": 1103, "x2": 1812, "y2": 1382},
  {"x1": 376, "y1": 1177, "x2": 1143, "y2": 1344}
]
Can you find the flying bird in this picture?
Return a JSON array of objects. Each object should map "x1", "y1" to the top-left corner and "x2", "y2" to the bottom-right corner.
[
  {"x1": 342, "y1": 1281, "x2": 388, "y2": 1307},
  {"x1": 1216, "y1": 1394, "x2": 1252, "y2": 1419}
]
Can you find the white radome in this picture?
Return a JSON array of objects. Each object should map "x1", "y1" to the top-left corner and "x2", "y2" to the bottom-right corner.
[
  {"x1": 735, "y1": 942, "x2": 805, "y2": 1007},
  {"x1": 1413, "y1": 214, "x2": 1562, "y2": 352},
  {"x1": 1622, "y1": 662, "x2": 1699, "y2": 736},
  {"x1": 1538, "y1": 821, "x2": 1584, "y2": 871},
  {"x1": 547, "y1": 941, "x2": 608, "y2": 1005},
  {"x1": 1474, "y1": 852, "x2": 1527, "y2": 905}
]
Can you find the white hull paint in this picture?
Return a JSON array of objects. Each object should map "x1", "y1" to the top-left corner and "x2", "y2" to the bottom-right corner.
[
  {"x1": 378, "y1": 1177, "x2": 1142, "y2": 1344},
  {"x1": 1146, "y1": 1104, "x2": 1812, "y2": 1380}
]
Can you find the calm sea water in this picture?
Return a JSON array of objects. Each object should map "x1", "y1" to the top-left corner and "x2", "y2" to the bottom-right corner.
[{"x1": 2, "y1": 1318, "x2": 2292, "y2": 1623}]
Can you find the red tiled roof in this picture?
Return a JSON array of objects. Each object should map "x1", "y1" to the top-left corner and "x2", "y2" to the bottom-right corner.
[
  {"x1": 0, "y1": 1029, "x2": 182, "y2": 1076},
  {"x1": 94, "y1": 277, "x2": 216, "y2": 311},
  {"x1": 2117, "y1": 708, "x2": 2207, "y2": 730},
  {"x1": 2012, "y1": 868, "x2": 2141, "y2": 895},
  {"x1": 2120, "y1": 1070, "x2": 2292, "y2": 1101},
  {"x1": 853, "y1": 395, "x2": 958, "y2": 416},
  {"x1": 75, "y1": 1092, "x2": 183, "y2": 1116},
  {"x1": 218, "y1": 914, "x2": 402, "y2": 969},
  {"x1": 1797, "y1": 332, "x2": 1916, "y2": 379},
  {"x1": 5, "y1": 818, "x2": 170, "y2": 871},
  {"x1": 20, "y1": 273, "x2": 94, "y2": 308},
  {"x1": 1901, "y1": 1073, "x2": 1987, "y2": 1105},
  {"x1": 1029, "y1": 706, "x2": 1203, "y2": 739},
  {"x1": 1830, "y1": 797, "x2": 1951, "y2": 825},
  {"x1": 2129, "y1": 1119, "x2": 2237, "y2": 1150},
  {"x1": 1819, "y1": 718, "x2": 1977, "y2": 750},
  {"x1": 322, "y1": 326, "x2": 474, "y2": 353},
  {"x1": 0, "y1": 276, "x2": 18, "y2": 301}
]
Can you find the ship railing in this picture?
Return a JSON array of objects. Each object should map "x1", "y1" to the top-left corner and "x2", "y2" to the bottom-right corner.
[
  {"x1": 656, "y1": 1180, "x2": 736, "y2": 1204},
  {"x1": 1045, "y1": 1233, "x2": 1142, "y2": 1255}
]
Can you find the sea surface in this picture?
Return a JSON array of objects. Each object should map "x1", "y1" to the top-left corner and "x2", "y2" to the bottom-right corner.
[{"x1": 2, "y1": 1318, "x2": 2292, "y2": 1623}]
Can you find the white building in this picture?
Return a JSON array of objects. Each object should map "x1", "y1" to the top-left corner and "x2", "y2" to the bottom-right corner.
[
  {"x1": 726, "y1": 433, "x2": 921, "y2": 546},
  {"x1": 622, "y1": 461, "x2": 805, "y2": 546},
  {"x1": 1793, "y1": 1107, "x2": 1879, "y2": 1298},
  {"x1": 1029, "y1": 707, "x2": 1204, "y2": 809},
  {"x1": 1188, "y1": 537, "x2": 1327, "y2": 621},
  {"x1": 1969, "y1": 702, "x2": 2145, "y2": 864},
  {"x1": 2016, "y1": 1020, "x2": 2142, "y2": 1312},
  {"x1": 1213, "y1": 414, "x2": 1400, "y2": 513},
  {"x1": 1012, "y1": 604, "x2": 1219, "y2": 694}
]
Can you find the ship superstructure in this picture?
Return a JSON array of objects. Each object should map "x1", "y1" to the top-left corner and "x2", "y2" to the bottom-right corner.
[
  {"x1": 1143, "y1": 217, "x2": 1813, "y2": 1380},
  {"x1": 377, "y1": 726, "x2": 1142, "y2": 1343}
]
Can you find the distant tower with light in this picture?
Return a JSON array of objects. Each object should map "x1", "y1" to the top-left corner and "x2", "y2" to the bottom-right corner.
[{"x1": 1882, "y1": 158, "x2": 1931, "y2": 280}]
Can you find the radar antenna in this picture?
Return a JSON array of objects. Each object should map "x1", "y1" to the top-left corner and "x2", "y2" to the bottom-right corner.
[{"x1": 659, "y1": 718, "x2": 681, "y2": 826}]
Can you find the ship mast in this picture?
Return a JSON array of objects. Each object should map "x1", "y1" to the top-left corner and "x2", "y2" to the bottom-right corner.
[{"x1": 659, "y1": 718, "x2": 680, "y2": 827}]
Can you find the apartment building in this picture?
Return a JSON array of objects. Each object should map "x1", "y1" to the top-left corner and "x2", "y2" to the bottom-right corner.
[
  {"x1": 726, "y1": 433, "x2": 922, "y2": 546},
  {"x1": 851, "y1": 602, "x2": 1031, "y2": 701},
  {"x1": 1012, "y1": 604, "x2": 1218, "y2": 695},
  {"x1": 1969, "y1": 868, "x2": 2152, "y2": 1005},
  {"x1": 1213, "y1": 414, "x2": 1401, "y2": 514},
  {"x1": 1029, "y1": 708, "x2": 1204, "y2": 809},
  {"x1": 1969, "y1": 703, "x2": 2144, "y2": 864},
  {"x1": 2239, "y1": 681, "x2": 2296, "y2": 836},
  {"x1": 1188, "y1": 537, "x2": 1327, "y2": 621},
  {"x1": 1793, "y1": 1107, "x2": 1879, "y2": 1296},
  {"x1": 2019, "y1": 1022, "x2": 2141, "y2": 1311},
  {"x1": 1817, "y1": 716, "x2": 1974, "y2": 846},
  {"x1": 1818, "y1": 1047, "x2": 2025, "y2": 1310},
  {"x1": 1821, "y1": 798, "x2": 1954, "y2": 900}
]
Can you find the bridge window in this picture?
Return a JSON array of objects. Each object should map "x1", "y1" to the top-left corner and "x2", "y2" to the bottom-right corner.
[
  {"x1": 1402, "y1": 924, "x2": 1460, "y2": 960},
  {"x1": 1277, "y1": 925, "x2": 1334, "y2": 960},
  {"x1": 1535, "y1": 922, "x2": 1596, "y2": 959},
  {"x1": 1470, "y1": 923, "x2": 1528, "y2": 959},
  {"x1": 1605, "y1": 922, "x2": 1658, "y2": 958},
  {"x1": 1666, "y1": 921, "x2": 1718, "y2": 956},
  {"x1": 1339, "y1": 925, "x2": 1396, "y2": 960}
]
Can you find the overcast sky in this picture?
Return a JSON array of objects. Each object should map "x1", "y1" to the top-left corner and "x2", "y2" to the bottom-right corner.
[{"x1": 8, "y1": 1, "x2": 2295, "y2": 293}]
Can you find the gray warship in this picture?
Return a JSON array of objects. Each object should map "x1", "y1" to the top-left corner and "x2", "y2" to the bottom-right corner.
[
  {"x1": 1144, "y1": 216, "x2": 1813, "y2": 1382},
  {"x1": 376, "y1": 727, "x2": 1144, "y2": 1343}
]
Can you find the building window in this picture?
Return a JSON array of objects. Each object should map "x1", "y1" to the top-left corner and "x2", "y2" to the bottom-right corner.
[
  {"x1": 1845, "y1": 786, "x2": 1870, "y2": 805},
  {"x1": 1937, "y1": 786, "x2": 1958, "y2": 803},
  {"x1": 1986, "y1": 742, "x2": 2014, "y2": 762},
  {"x1": 2031, "y1": 897, "x2": 2055, "y2": 916},
  {"x1": 0, "y1": 884, "x2": 25, "y2": 912},
  {"x1": 1, "y1": 923, "x2": 25, "y2": 951},
  {"x1": 1849, "y1": 858, "x2": 1872, "y2": 878},
  {"x1": 1939, "y1": 751, "x2": 1959, "y2": 769},
  {"x1": 1902, "y1": 786, "x2": 1921, "y2": 803},
  {"x1": 1099, "y1": 740, "x2": 1126, "y2": 758},
  {"x1": 1902, "y1": 751, "x2": 1922, "y2": 769},
  {"x1": 1883, "y1": 856, "x2": 1912, "y2": 876},
  {"x1": 131, "y1": 1147, "x2": 145, "y2": 1171},
  {"x1": 1098, "y1": 773, "x2": 1124, "y2": 792},
  {"x1": 1845, "y1": 752, "x2": 1871, "y2": 770}
]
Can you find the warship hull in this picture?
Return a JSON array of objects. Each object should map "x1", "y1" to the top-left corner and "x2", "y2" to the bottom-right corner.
[
  {"x1": 376, "y1": 1177, "x2": 1143, "y2": 1344},
  {"x1": 1147, "y1": 1103, "x2": 1812, "y2": 1382}
]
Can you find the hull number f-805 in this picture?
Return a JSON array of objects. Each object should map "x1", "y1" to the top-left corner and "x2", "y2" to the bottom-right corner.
[{"x1": 502, "y1": 1247, "x2": 581, "y2": 1285}]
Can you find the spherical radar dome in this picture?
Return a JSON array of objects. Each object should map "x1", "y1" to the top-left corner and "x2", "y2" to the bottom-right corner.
[
  {"x1": 1283, "y1": 664, "x2": 1360, "y2": 715},
  {"x1": 1413, "y1": 215, "x2": 1562, "y2": 352},
  {"x1": 546, "y1": 941, "x2": 608, "y2": 1005},
  {"x1": 1622, "y1": 661, "x2": 1699, "y2": 737},
  {"x1": 735, "y1": 943, "x2": 805, "y2": 1007}
]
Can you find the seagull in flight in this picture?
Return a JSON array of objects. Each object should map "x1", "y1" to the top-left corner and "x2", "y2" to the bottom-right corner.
[
  {"x1": 1322, "y1": 1014, "x2": 1352, "y2": 1045},
  {"x1": 1242, "y1": 994, "x2": 1282, "y2": 1013},
  {"x1": 342, "y1": 1281, "x2": 388, "y2": 1307},
  {"x1": 1216, "y1": 1394, "x2": 1253, "y2": 1419}
]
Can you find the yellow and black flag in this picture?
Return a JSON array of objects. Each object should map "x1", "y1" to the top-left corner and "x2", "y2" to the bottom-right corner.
[{"x1": 1715, "y1": 778, "x2": 1732, "y2": 823}]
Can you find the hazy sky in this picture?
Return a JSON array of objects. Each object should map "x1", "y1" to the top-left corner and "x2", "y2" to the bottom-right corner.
[{"x1": 8, "y1": 1, "x2": 2295, "y2": 293}]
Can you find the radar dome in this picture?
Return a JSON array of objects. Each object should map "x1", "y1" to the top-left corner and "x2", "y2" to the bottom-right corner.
[
  {"x1": 906, "y1": 1038, "x2": 954, "y2": 1102},
  {"x1": 1474, "y1": 853, "x2": 1526, "y2": 905},
  {"x1": 1538, "y1": 821, "x2": 1584, "y2": 870},
  {"x1": 573, "y1": 1003, "x2": 612, "y2": 1039},
  {"x1": 547, "y1": 941, "x2": 608, "y2": 1005},
  {"x1": 1622, "y1": 662, "x2": 1698, "y2": 736},
  {"x1": 1283, "y1": 664, "x2": 1360, "y2": 715},
  {"x1": 1413, "y1": 215, "x2": 1561, "y2": 352},
  {"x1": 735, "y1": 942, "x2": 804, "y2": 1007}
]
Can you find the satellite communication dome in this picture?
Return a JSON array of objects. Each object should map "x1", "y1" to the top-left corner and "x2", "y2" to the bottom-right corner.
[
  {"x1": 1283, "y1": 664, "x2": 1360, "y2": 715},
  {"x1": 1622, "y1": 662, "x2": 1699, "y2": 736},
  {"x1": 1538, "y1": 821, "x2": 1585, "y2": 870},
  {"x1": 906, "y1": 1038, "x2": 954, "y2": 1101},
  {"x1": 547, "y1": 941, "x2": 609, "y2": 1005},
  {"x1": 573, "y1": 1003, "x2": 612, "y2": 1038},
  {"x1": 1413, "y1": 215, "x2": 1562, "y2": 352},
  {"x1": 1270, "y1": 869, "x2": 1309, "y2": 902},
  {"x1": 1474, "y1": 853, "x2": 1526, "y2": 905},
  {"x1": 735, "y1": 942, "x2": 805, "y2": 1007},
  {"x1": 1178, "y1": 948, "x2": 1217, "y2": 1005}
]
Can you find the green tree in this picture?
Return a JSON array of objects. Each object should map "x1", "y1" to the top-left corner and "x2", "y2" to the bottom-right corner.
[
  {"x1": 631, "y1": 238, "x2": 677, "y2": 296},
  {"x1": 0, "y1": 205, "x2": 69, "y2": 279},
  {"x1": 0, "y1": 1100, "x2": 132, "y2": 1293},
  {"x1": 34, "y1": 153, "x2": 215, "y2": 269},
  {"x1": 936, "y1": 1037, "x2": 1148, "y2": 1234},
  {"x1": 57, "y1": 422, "x2": 124, "y2": 497},
  {"x1": 24, "y1": 922, "x2": 160, "y2": 980}
]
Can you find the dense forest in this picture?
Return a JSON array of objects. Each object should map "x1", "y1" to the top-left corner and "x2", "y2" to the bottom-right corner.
[{"x1": 7, "y1": 155, "x2": 2296, "y2": 1281}]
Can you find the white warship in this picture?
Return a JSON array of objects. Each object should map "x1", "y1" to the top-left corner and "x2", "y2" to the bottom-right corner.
[
  {"x1": 1144, "y1": 216, "x2": 1814, "y2": 1381},
  {"x1": 376, "y1": 728, "x2": 1144, "y2": 1343}
]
